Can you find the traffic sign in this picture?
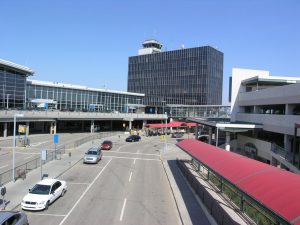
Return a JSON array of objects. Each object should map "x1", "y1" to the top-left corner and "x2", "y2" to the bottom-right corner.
[{"x1": 54, "y1": 134, "x2": 59, "y2": 144}]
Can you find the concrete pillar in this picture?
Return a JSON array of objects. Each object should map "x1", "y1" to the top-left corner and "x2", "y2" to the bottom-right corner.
[
  {"x1": 53, "y1": 121, "x2": 57, "y2": 134},
  {"x1": 26, "y1": 122, "x2": 30, "y2": 137},
  {"x1": 3, "y1": 122, "x2": 7, "y2": 137},
  {"x1": 225, "y1": 132, "x2": 231, "y2": 151},
  {"x1": 91, "y1": 120, "x2": 95, "y2": 133},
  {"x1": 195, "y1": 125, "x2": 199, "y2": 140},
  {"x1": 284, "y1": 134, "x2": 290, "y2": 152},
  {"x1": 129, "y1": 121, "x2": 132, "y2": 130},
  {"x1": 208, "y1": 127, "x2": 212, "y2": 144}
]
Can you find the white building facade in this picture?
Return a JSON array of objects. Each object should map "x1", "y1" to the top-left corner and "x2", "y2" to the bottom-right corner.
[{"x1": 230, "y1": 68, "x2": 300, "y2": 173}]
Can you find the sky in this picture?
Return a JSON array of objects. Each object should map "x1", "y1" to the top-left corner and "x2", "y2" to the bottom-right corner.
[{"x1": 1, "y1": 0, "x2": 299, "y2": 104}]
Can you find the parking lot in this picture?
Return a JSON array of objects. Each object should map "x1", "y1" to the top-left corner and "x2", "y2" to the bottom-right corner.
[{"x1": 17, "y1": 136, "x2": 182, "y2": 225}]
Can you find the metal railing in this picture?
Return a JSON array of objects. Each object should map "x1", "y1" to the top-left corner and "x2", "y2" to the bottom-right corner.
[
  {"x1": 271, "y1": 143, "x2": 293, "y2": 163},
  {"x1": 0, "y1": 131, "x2": 119, "y2": 186}
]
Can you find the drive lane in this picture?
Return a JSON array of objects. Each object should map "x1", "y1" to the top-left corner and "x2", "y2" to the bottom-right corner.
[{"x1": 25, "y1": 137, "x2": 181, "y2": 225}]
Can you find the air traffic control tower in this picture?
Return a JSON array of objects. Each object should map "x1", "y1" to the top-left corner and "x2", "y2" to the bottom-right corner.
[{"x1": 138, "y1": 39, "x2": 163, "y2": 55}]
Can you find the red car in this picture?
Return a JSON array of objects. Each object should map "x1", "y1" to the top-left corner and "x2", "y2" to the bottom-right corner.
[{"x1": 100, "y1": 140, "x2": 113, "y2": 150}]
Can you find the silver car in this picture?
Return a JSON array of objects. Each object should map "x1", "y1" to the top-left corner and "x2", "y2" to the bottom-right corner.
[
  {"x1": 83, "y1": 147, "x2": 102, "y2": 164},
  {"x1": 0, "y1": 211, "x2": 28, "y2": 225}
]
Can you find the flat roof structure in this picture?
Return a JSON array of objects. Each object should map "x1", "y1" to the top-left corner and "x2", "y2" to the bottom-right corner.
[
  {"x1": 0, "y1": 59, "x2": 34, "y2": 75},
  {"x1": 187, "y1": 117, "x2": 263, "y2": 133},
  {"x1": 177, "y1": 139, "x2": 300, "y2": 225}
]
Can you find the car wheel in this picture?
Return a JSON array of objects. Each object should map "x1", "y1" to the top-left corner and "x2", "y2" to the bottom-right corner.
[
  {"x1": 44, "y1": 201, "x2": 50, "y2": 210},
  {"x1": 61, "y1": 189, "x2": 66, "y2": 197}
]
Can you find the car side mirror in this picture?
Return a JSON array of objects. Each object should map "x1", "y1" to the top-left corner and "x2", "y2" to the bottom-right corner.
[
  {"x1": 28, "y1": 189, "x2": 31, "y2": 193},
  {"x1": 51, "y1": 191, "x2": 55, "y2": 194}
]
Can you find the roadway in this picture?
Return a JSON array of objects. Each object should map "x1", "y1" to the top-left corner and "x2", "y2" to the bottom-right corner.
[{"x1": 20, "y1": 137, "x2": 182, "y2": 225}]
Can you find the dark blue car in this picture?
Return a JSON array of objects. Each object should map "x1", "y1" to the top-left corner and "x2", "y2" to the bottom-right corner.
[{"x1": 126, "y1": 135, "x2": 141, "y2": 142}]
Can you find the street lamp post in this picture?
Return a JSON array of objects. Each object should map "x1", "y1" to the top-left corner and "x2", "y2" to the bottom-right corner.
[{"x1": 13, "y1": 113, "x2": 24, "y2": 182}]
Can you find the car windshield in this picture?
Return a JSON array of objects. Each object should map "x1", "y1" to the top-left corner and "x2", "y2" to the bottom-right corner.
[
  {"x1": 103, "y1": 141, "x2": 111, "y2": 144},
  {"x1": 30, "y1": 184, "x2": 51, "y2": 195},
  {"x1": 87, "y1": 150, "x2": 97, "y2": 155}
]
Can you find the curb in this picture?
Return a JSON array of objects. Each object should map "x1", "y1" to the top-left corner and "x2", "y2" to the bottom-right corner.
[{"x1": 161, "y1": 159, "x2": 185, "y2": 225}]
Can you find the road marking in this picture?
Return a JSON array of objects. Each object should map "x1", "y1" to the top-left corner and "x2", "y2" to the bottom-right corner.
[
  {"x1": 136, "y1": 149, "x2": 140, "y2": 154},
  {"x1": 28, "y1": 213, "x2": 66, "y2": 217},
  {"x1": 59, "y1": 158, "x2": 112, "y2": 225},
  {"x1": 0, "y1": 165, "x2": 8, "y2": 169},
  {"x1": 16, "y1": 152, "x2": 39, "y2": 155},
  {"x1": 119, "y1": 198, "x2": 127, "y2": 221},
  {"x1": 24, "y1": 155, "x2": 35, "y2": 160},
  {"x1": 68, "y1": 182, "x2": 90, "y2": 185},
  {"x1": 103, "y1": 155, "x2": 160, "y2": 161},
  {"x1": 106, "y1": 151, "x2": 159, "y2": 156},
  {"x1": 30, "y1": 140, "x2": 51, "y2": 147},
  {"x1": 133, "y1": 158, "x2": 136, "y2": 164},
  {"x1": 116, "y1": 146, "x2": 123, "y2": 152},
  {"x1": 129, "y1": 172, "x2": 133, "y2": 182}
]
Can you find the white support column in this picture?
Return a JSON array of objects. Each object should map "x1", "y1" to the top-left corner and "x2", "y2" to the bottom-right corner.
[
  {"x1": 225, "y1": 131, "x2": 231, "y2": 151},
  {"x1": 26, "y1": 122, "x2": 30, "y2": 137},
  {"x1": 53, "y1": 121, "x2": 57, "y2": 134},
  {"x1": 129, "y1": 121, "x2": 132, "y2": 130},
  {"x1": 3, "y1": 122, "x2": 7, "y2": 137},
  {"x1": 91, "y1": 120, "x2": 95, "y2": 133},
  {"x1": 208, "y1": 127, "x2": 212, "y2": 144}
]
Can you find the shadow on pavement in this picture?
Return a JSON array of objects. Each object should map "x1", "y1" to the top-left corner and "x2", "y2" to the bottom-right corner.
[{"x1": 167, "y1": 159, "x2": 210, "y2": 225}]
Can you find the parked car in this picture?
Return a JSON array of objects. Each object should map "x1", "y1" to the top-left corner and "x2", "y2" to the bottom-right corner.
[
  {"x1": 101, "y1": 140, "x2": 113, "y2": 150},
  {"x1": 125, "y1": 135, "x2": 141, "y2": 142},
  {"x1": 171, "y1": 132, "x2": 184, "y2": 138},
  {"x1": 0, "y1": 211, "x2": 28, "y2": 225},
  {"x1": 21, "y1": 178, "x2": 67, "y2": 211},
  {"x1": 83, "y1": 147, "x2": 102, "y2": 163}
]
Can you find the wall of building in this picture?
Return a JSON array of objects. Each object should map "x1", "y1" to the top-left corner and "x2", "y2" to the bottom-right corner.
[{"x1": 230, "y1": 68, "x2": 269, "y2": 122}]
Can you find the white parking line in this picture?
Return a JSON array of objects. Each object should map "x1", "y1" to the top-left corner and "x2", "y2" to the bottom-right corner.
[
  {"x1": 133, "y1": 158, "x2": 136, "y2": 164},
  {"x1": 28, "y1": 213, "x2": 66, "y2": 217},
  {"x1": 129, "y1": 172, "x2": 133, "y2": 182},
  {"x1": 68, "y1": 182, "x2": 90, "y2": 185},
  {"x1": 106, "y1": 151, "x2": 159, "y2": 156},
  {"x1": 103, "y1": 155, "x2": 160, "y2": 161},
  {"x1": 119, "y1": 198, "x2": 127, "y2": 221},
  {"x1": 59, "y1": 158, "x2": 112, "y2": 225},
  {"x1": 0, "y1": 165, "x2": 8, "y2": 169}
]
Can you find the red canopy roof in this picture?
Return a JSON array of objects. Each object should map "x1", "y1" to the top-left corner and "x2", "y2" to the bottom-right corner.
[
  {"x1": 177, "y1": 139, "x2": 300, "y2": 224},
  {"x1": 145, "y1": 121, "x2": 198, "y2": 128}
]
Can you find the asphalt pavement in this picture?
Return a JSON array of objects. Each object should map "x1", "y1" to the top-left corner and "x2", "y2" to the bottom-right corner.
[{"x1": 1, "y1": 133, "x2": 212, "y2": 225}]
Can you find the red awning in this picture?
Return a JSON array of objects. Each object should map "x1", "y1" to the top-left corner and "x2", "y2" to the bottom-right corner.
[
  {"x1": 296, "y1": 123, "x2": 300, "y2": 129},
  {"x1": 145, "y1": 123, "x2": 166, "y2": 128},
  {"x1": 177, "y1": 139, "x2": 300, "y2": 224},
  {"x1": 185, "y1": 122, "x2": 198, "y2": 127},
  {"x1": 167, "y1": 121, "x2": 186, "y2": 127}
]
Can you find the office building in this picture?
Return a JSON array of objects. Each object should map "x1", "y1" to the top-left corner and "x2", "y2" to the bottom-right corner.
[{"x1": 127, "y1": 40, "x2": 224, "y2": 113}]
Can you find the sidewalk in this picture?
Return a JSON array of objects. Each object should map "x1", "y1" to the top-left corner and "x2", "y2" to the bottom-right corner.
[
  {"x1": 1, "y1": 137, "x2": 106, "y2": 210},
  {"x1": 162, "y1": 140, "x2": 216, "y2": 225}
]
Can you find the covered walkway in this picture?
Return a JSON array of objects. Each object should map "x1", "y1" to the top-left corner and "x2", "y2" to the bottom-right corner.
[{"x1": 177, "y1": 139, "x2": 300, "y2": 225}]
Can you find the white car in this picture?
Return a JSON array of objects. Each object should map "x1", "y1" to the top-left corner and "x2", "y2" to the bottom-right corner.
[{"x1": 21, "y1": 178, "x2": 67, "y2": 211}]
